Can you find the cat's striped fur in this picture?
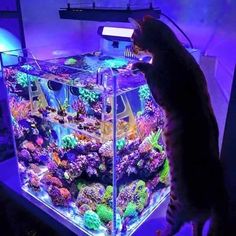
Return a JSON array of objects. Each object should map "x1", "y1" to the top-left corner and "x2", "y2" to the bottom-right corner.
[{"x1": 131, "y1": 16, "x2": 229, "y2": 236}]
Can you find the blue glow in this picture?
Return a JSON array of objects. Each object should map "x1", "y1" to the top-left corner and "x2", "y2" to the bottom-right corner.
[
  {"x1": 0, "y1": 28, "x2": 21, "y2": 52},
  {"x1": 0, "y1": 28, "x2": 21, "y2": 67}
]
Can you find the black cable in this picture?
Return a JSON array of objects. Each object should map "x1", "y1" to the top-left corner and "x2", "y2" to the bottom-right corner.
[{"x1": 160, "y1": 12, "x2": 194, "y2": 49}]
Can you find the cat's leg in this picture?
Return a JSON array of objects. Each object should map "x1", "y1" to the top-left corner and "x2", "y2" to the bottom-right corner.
[
  {"x1": 157, "y1": 200, "x2": 185, "y2": 236},
  {"x1": 192, "y1": 219, "x2": 206, "y2": 236}
]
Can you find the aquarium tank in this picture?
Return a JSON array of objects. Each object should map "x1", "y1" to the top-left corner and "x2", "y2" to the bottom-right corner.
[{"x1": 2, "y1": 28, "x2": 199, "y2": 235}]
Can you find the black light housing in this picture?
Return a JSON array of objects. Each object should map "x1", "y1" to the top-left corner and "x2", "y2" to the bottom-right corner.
[{"x1": 59, "y1": 6, "x2": 161, "y2": 22}]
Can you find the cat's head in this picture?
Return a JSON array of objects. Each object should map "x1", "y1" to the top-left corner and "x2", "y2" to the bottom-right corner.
[{"x1": 129, "y1": 16, "x2": 180, "y2": 54}]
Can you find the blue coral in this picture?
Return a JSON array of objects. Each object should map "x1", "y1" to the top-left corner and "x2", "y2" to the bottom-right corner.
[
  {"x1": 83, "y1": 210, "x2": 101, "y2": 230},
  {"x1": 139, "y1": 85, "x2": 151, "y2": 101}
]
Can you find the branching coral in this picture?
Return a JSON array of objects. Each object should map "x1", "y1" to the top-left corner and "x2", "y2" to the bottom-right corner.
[
  {"x1": 72, "y1": 99, "x2": 86, "y2": 115},
  {"x1": 148, "y1": 129, "x2": 163, "y2": 152},
  {"x1": 138, "y1": 85, "x2": 151, "y2": 101},
  {"x1": 159, "y1": 159, "x2": 170, "y2": 185},
  {"x1": 79, "y1": 87, "x2": 99, "y2": 103},
  {"x1": 16, "y1": 72, "x2": 36, "y2": 88},
  {"x1": 83, "y1": 210, "x2": 101, "y2": 231},
  {"x1": 61, "y1": 134, "x2": 78, "y2": 149}
]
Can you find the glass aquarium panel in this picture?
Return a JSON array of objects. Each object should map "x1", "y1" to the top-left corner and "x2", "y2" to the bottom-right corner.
[{"x1": 3, "y1": 49, "x2": 170, "y2": 236}]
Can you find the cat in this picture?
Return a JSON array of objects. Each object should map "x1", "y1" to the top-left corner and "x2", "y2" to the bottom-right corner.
[{"x1": 130, "y1": 16, "x2": 229, "y2": 236}]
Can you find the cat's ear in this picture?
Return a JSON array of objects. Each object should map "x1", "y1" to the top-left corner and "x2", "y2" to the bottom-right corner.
[{"x1": 128, "y1": 17, "x2": 142, "y2": 31}]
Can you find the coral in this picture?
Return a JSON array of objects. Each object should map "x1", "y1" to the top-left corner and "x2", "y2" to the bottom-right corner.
[
  {"x1": 18, "y1": 162, "x2": 27, "y2": 180},
  {"x1": 116, "y1": 138, "x2": 126, "y2": 151},
  {"x1": 136, "y1": 113, "x2": 158, "y2": 139},
  {"x1": 138, "y1": 136, "x2": 152, "y2": 154},
  {"x1": 147, "y1": 175, "x2": 160, "y2": 192},
  {"x1": 133, "y1": 180, "x2": 149, "y2": 212},
  {"x1": 21, "y1": 64, "x2": 34, "y2": 71},
  {"x1": 91, "y1": 101, "x2": 102, "y2": 113},
  {"x1": 41, "y1": 174, "x2": 63, "y2": 190},
  {"x1": 144, "y1": 99, "x2": 156, "y2": 114},
  {"x1": 116, "y1": 150, "x2": 140, "y2": 180},
  {"x1": 72, "y1": 99, "x2": 86, "y2": 115},
  {"x1": 145, "y1": 151, "x2": 166, "y2": 173},
  {"x1": 18, "y1": 149, "x2": 32, "y2": 162},
  {"x1": 15, "y1": 72, "x2": 37, "y2": 88},
  {"x1": 83, "y1": 210, "x2": 101, "y2": 231},
  {"x1": 99, "y1": 141, "x2": 113, "y2": 158},
  {"x1": 117, "y1": 180, "x2": 149, "y2": 214},
  {"x1": 47, "y1": 161, "x2": 58, "y2": 174},
  {"x1": 28, "y1": 174, "x2": 41, "y2": 191},
  {"x1": 29, "y1": 163, "x2": 41, "y2": 174},
  {"x1": 65, "y1": 155, "x2": 88, "y2": 181},
  {"x1": 123, "y1": 202, "x2": 138, "y2": 218},
  {"x1": 64, "y1": 58, "x2": 77, "y2": 65},
  {"x1": 36, "y1": 136, "x2": 44, "y2": 146},
  {"x1": 76, "y1": 179, "x2": 87, "y2": 191},
  {"x1": 48, "y1": 186, "x2": 71, "y2": 206},
  {"x1": 159, "y1": 159, "x2": 170, "y2": 185},
  {"x1": 96, "y1": 204, "x2": 113, "y2": 223},
  {"x1": 102, "y1": 185, "x2": 113, "y2": 206},
  {"x1": 76, "y1": 183, "x2": 105, "y2": 210},
  {"x1": 138, "y1": 85, "x2": 151, "y2": 101},
  {"x1": 148, "y1": 129, "x2": 163, "y2": 152},
  {"x1": 23, "y1": 141, "x2": 36, "y2": 152},
  {"x1": 61, "y1": 134, "x2": 78, "y2": 149},
  {"x1": 15, "y1": 72, "x2": 28, "y2": 88},
  {"x1": 78, "y1": 204, "x2": 91, "y2": 215},
  {"x1": 106, "y1": 214, "x2": 122, "y2": 232},
  {"x1": 79, "y1": 88, "x2": 99, "y2": 104}
]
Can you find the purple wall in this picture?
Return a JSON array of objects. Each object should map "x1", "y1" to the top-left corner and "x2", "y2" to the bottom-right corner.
[{"x1": 0, "y1": 0, "x2": 17, "y2": 11}]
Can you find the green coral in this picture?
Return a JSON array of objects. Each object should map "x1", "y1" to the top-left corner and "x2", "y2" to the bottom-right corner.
[
  {"x1": 134, "y1": 180, "x2": 149, "y2": 212},
  {"x1": 64, "y1": 58, "x2": 77, "y2": 65},
  {"x1": 103, "y1": 58, "x2": 127, "y2": 69},
  {"x1": 123, "y1": 202, "x2": 138, "y2": 218},
  {"x1": 77, "y1": 179, "x2": 87, "y2": 192},
  {"x1": 148, "y1": 129, "x2": 163, "y2": 152},
  {"x1": 159, "y1": 159, "x2": 170, "y2": 185},
  {"x1": 61, "y1": 134, "x2": 78, "y2": 149},
  {"x1": 139, "y1": 85, "x2": 151, "y2": 101},
  {"x1": 102, "y1": 185, "x2": 113, "y2": 205},
  {"x1": 83, "y1": 210, "x2": 101, "y2": 231},
  {"x1": 16, "y1": 72, "x2": 36, "y2": 88},
  {"x1": 96, "y1": 204, "x2": 113, "y2": 223},
  {"x1": 21, "y1": 64, "x2": 34, "y2": 71},
  {"x1": 116, "y1": 138, "x2": 126, "y2": 151},
  {"x1": 79, "y1": 87, "x2": 99, "y2": 103}
]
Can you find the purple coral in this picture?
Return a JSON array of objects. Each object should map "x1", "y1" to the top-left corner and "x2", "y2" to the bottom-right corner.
[
  {"x1": 18, "y1": 149, "x2": 32, "y2": 162},
  {"x1": 72, "y1": 99, "x2": 86, "y2": 115},
  {"x1": 66, "y1": 155, "x2": 88, "y2": 181},
  {"x1": 28, "y1": 174, "x2": 41, "y2": 191},
  {"x1": 47, "y1": 161, "x2": 58, "y2": 174},
  {"x1": 76, "y1": 183, "x2": 105, "y2": 210},
  {"x1": 48, "y1": 186, "x2": 71, "y2": 206}
]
